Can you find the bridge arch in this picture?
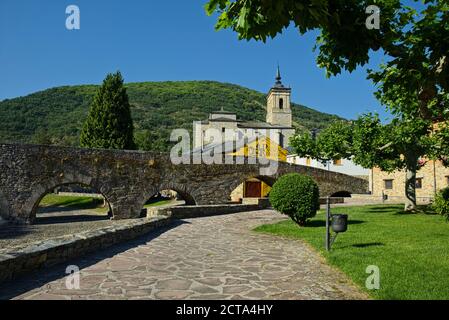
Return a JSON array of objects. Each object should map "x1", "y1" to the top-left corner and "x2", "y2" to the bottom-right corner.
[
  {"x1": 23, "y1": 173, "x2": 114, "y2": 223},
  {"x1": 30, "y1": 182, "x2": 112, "y2": 223},
  {"x1": 0, "y1": 144, "x2": 369, "y2": 224},
  {"x1": 229, "y1": 174, "x2": 278, "y2": 202},
  {"x1": 157, "y1": 183, "x2": 197, "y2": 205},
  {"x1": 136, "y1": 182, "x2": 197, "y2": 213}
]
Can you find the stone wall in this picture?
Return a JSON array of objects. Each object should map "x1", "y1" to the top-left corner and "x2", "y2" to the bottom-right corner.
[
  {"x1": 0, "y1": 143, "x2": 369, "y2": 224},
  {"x1": 147, "y1": 203, "x2": 270, "y2": 219},
  {"x1": 0, "y1": 216, "x2": 171, "y2": 284},
  {"x1": 371, "y1": 160, "x2": 449, "y2": 201}
]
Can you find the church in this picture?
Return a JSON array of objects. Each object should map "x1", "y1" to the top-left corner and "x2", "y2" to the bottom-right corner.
[
  {"x1": 192, "y1": 68, "x2": 295, "y2": 201},
  {"x1": 193, "y1": 67, "x2": 295, "y2": 151}
]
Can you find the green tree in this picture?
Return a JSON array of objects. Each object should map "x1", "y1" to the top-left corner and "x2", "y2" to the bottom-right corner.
[
  {"x1": 291, "y1": 114, "x2": 439, "y2": 211},
  {"x1": 205, "y1": 1, "x2": 449, "y2": 118},
  {"x1": 135, "y1": 130, "x2": 172, "y2": 152},
  {"x1": 206, "y1": 0, "x2": 449, "y2": 211},
  {"x1": 32, "y1": 128, "x2": 53, "y2": 145},
  {"x1": 80, "y1": 72, "x2": 136, "y2": 150},
  {"x1": 269, "y1": 173, "x2": 320, "y2": 226},
  {"x1": 291, "y1": 121, "x2": 353, "y2": 163}
]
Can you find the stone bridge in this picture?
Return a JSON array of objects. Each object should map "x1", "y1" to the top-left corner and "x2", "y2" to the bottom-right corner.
[{"x1": 0, "y1": 144, "x2": 369, "y2": 224}]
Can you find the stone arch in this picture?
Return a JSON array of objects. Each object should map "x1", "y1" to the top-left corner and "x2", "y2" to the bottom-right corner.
[
  {"x1": 228, "y1": 173, "x2": 278, "y2": 202},
  {"x1": 23, "y1": 174, "x2": 113, "y2": 224},
  {"x1": 157, "y1": 183, "x2": 197, "y2": 205},
  {"x1": 137, "y1": 182, "x2": 197, "y2": 212}
]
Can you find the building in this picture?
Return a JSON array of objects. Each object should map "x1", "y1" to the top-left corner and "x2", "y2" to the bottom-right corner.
[
  {"x1": 192, "y1": 67, "x2": 294, "y2": 202},
  {"x1": 192, "y1": 135, "x2": 288, "y2": 201},
  {"x1": 370, "y1": 159, "x2": 449, "y2": 203},
  {"x1": 193, "y1": 67, "x2": 295, "y2": 150},
  {"x1": 286, "y1": 156, "x2": 369, "y2": 178}
]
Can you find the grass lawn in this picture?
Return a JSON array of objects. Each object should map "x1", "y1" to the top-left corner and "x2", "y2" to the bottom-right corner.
[
  {"x1": 39, "y1": 194, "x2": 108, "y2": 214},
  {"x1": 254, "y1": 204, "x2": 449, "y2": 300}
]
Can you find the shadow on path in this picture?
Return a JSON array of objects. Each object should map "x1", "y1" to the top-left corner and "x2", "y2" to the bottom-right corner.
[
  {"x1": 35, "y1": 215, "x2": 109, "y2": 225},
  {"x1": 0, "y1": 219, "x2": 188, "y2": 300}
]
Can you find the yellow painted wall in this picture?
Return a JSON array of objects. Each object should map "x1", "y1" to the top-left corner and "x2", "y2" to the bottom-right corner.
[
  {"x1": 229, "y1": 136, "x2": 288, "y2": 162},
  {"x1": 262, "y1": 182, "x2": 271, "y2": 197}
]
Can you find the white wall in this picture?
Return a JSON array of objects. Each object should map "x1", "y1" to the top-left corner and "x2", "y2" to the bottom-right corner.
[{"x1": 287, "y1": 155, "x2": 369, "y2": 176}]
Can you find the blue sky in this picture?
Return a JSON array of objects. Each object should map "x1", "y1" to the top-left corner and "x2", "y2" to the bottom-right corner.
[{"x1": 0, "y1": 0, "x2": 391, "y2": 120}]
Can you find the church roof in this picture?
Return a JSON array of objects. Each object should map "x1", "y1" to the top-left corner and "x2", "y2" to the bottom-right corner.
[
  {"x1": 211, "y1": 110, "x2": 236, "y2": 115},
  {"x1": 200, "y1": 118, "x2": 293, "y2": 129},
  {"x1": 237, "y1": 121, "x2": 293, "y2": 129}
]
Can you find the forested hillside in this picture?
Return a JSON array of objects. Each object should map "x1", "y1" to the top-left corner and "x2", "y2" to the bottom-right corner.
[{"x1": 0, "y1": 81, "x2": 343, "y2": 151}]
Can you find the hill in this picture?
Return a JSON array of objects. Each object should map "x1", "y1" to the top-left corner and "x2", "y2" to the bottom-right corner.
[{"x1": 0, "y1": 81, "x2": 344, "y2": 151}]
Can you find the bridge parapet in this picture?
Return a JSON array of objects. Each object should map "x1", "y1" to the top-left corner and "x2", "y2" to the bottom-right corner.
[{"x1": 0, "y1": 144, "x2": 368, "y2": 224}]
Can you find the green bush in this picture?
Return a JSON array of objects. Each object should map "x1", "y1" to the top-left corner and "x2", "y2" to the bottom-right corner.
[
  {"x1": 433, "y1": 187, "x2": 449, "y2": 220},
  {"x1": 269, "y1": 173, "x2": 320, "y2": 226}
]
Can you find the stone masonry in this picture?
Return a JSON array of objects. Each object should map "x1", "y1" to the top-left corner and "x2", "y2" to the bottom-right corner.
[{"x1": 0, "y1": 143, "x2": 368, "y2": 224}]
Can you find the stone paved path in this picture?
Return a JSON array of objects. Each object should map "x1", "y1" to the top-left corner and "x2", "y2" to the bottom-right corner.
[{"x1": 0, "y1": 210, "x2": 368, "y2": 300}]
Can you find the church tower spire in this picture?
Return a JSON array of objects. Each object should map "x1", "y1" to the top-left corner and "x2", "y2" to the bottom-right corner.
[
  {"x1": 275, "y1": 65, "x2": 283, "y2": 87},
  {"x1": 266, "y1": 65, "x2": 292, "y2": 127}
]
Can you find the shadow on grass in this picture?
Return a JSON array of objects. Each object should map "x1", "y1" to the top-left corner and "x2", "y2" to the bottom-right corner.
[
  {"x1": 334, "y1": 242, "x2": 385, "y2": 250},
  {"x1": 366, "y1": 206, "x2": 403, "y2": 213},
  {"x1": 392, "y1": 205, "x2": 438, "y2": 216},
  {"x1": 0, "y1": 219, "x2": 188, "y2": 300},
  {"x1": 38, "y1": 199, "x2": 104, "y2": 213},
  {"x1": 351, "y1": 242, "x2": 385, "y2": 248},
  {"x1": 306, "y1": 220, "x2": 365, "y2": 228}
]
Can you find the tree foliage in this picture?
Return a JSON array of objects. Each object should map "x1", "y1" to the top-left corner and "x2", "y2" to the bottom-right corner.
[
  {"x1": 433, "y1": 187, "x2": 449, "y2": 220},
  {"x1": 269, "y1": 173, "x2": 320, "y2": 226},
  {"x1": 206, "y1": 0, "x2": 449, "y2": 118},
  {"x1": 290, "y1": 114, "x2": 445, "y2": 211},
  {"x1": 290, "y1": 121, "x2": 353, "y2": 164},
  {"x1": 80, "y1": 72, "x2": 136, "y2": 150},
  {"x1": 0, "y1": 81, "x2": 342, "y2": 150},
  {"x1": 206, "y1": 0, "x2": 449, "y2": 211}
]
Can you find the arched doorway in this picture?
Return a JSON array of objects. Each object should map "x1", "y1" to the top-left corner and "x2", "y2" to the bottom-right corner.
[{"x1": 230, "y1": 176, "x2": 276, "y2": 203}]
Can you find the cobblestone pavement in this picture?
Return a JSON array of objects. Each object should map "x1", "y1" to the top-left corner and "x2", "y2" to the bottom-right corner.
[{"x1": 0, "y1": 210, "x2": 368, "y2": 300}]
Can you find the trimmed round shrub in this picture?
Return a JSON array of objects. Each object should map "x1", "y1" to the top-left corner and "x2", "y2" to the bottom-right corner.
[
  {"x1": 433, "y1": 187, "x2": 449, "y2": 220},
  {"x1": 269, "y1": 173, "x2": 320, "y2": 226}
]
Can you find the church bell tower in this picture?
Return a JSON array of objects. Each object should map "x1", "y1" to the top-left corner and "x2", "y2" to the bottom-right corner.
[{"x1": 266, "y1": 66, "x2": 292, "y2": 127}]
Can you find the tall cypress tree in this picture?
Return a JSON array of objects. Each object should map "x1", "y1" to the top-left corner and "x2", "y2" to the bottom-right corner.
[{"x1": 80, "y1": 71, "x2": 136, "y2": 150}]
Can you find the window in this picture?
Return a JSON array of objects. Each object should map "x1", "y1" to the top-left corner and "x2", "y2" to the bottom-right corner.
[
  {"x1": 384, "y1": 179, "x2": 394, "y2": 190},
  {"x1": 222, "y1": 127, "x2": 226, "y2": 133},
  {"x1": 416, "y1": 178, "x2": 423, "y2": 189},
  {"x1": 279, "y1": 98, "x2": 284, "y2": 109},
  {"x1": 279, "y1": 133, "x2": 284, "y2": 148},
  {"x1": 333, "y1": 158, "x2": 342, "y2": 166}
]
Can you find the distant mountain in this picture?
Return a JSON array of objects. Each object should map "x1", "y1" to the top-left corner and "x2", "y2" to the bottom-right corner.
[{"x1": 0, "y1": 81, "x2": 344, "y2": 151}]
